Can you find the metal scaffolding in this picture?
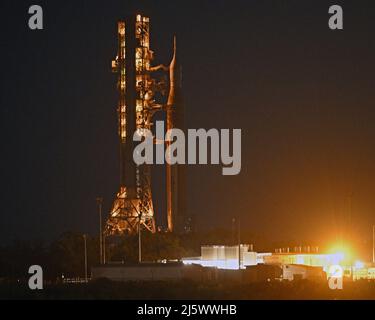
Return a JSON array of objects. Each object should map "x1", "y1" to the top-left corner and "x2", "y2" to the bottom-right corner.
[{"x1": 105, "y1": 14, "x2": 186, "y2": 237}]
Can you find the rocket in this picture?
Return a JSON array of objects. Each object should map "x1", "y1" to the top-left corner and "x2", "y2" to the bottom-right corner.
[{"x1": 106, "y1": 14, "x2": 188, "y2": 236}]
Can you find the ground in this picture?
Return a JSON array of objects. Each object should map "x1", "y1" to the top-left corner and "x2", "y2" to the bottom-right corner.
[{"x1": 1, "y1": 279, "x2": 375, "y2": 300}]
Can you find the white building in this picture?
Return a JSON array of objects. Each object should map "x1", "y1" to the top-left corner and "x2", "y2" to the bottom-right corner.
[{"x1": 182, "y1": 244, "x2": 257, "y2": 270}]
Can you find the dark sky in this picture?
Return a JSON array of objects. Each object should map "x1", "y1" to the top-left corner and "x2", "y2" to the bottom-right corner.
[{"x1": 1, "y1": 0, "x2": 375, "y2": 248}]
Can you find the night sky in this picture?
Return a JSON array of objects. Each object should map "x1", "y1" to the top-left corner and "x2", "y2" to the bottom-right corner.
[{"x1": 1, "y1": 1, "x2": 375, "y2": 249}]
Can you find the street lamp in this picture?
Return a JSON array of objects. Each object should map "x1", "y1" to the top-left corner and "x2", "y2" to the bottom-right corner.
[
  {"x1": 232, "y1": 217, "x2": 241, "y2": 270},
  {"x1": 138, "y1": 213, "x2": 142, "y2": 263},
  {"x1": 96, "y1": 197, "x2": 103, "y2": 264},
  {"x1": 83, "y1": 234, "x2": 88, "y2": 283},
  {"x1": 373, "y1": 225, "x2": 374, "y2": 264},
  {"x1": 103, "y1": 233, "x2": 106, "y2": 264}
]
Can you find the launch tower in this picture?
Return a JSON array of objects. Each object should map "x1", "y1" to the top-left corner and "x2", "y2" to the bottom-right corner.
[{"x1": 105, "y1": 14, "x2": 187, "y2": 236}]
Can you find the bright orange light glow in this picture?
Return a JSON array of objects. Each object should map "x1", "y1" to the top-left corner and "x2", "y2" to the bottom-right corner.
[{"x1": 327, "y1": 243, "x2": 354, "y2": 265}]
